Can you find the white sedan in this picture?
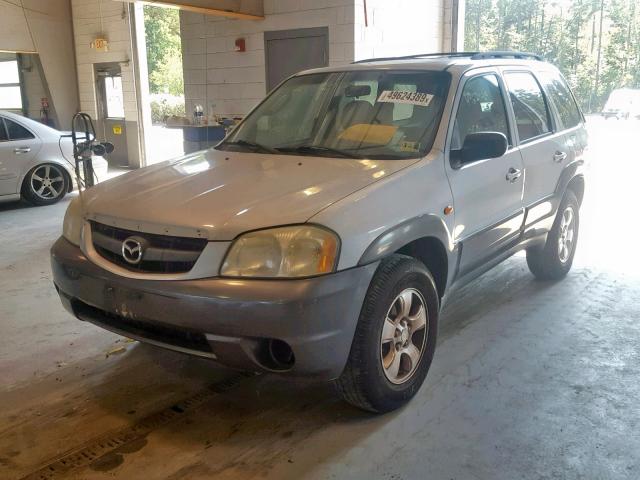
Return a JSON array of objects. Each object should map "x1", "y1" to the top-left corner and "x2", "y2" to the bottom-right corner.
[{"x1": 0, "y1": 110, "x2": 108, "y2": 206}]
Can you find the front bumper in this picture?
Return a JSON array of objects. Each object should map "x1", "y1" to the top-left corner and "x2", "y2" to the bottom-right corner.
[{"x1": 51, "y1": 236, "x2": 377, "y2": 380}]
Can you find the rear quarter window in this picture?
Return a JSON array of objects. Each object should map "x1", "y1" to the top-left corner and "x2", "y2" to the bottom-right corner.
[
  {"x1": 538, "y1": 71, "x2": 583, "y2": 130},
  {"x1": 5, "y1": 118, "x2": 35, "y2": 141},
  {"x1": 504, "y1": 71, "x2": 552, "y2": 142}
]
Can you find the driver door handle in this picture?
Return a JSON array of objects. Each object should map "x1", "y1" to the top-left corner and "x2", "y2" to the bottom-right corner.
[
  {"x1": 506, "y1": 167, "x2": 522, "y2": 183},
  {"x1": 14, "y1": 147, "x2": 31, "y2": 154},
  {"x1": 553, "y1": 151, "x2": 567, "y2": 163}
]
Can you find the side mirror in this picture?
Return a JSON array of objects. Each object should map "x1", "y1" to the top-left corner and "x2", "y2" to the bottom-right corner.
[{"x1": 450, "y1": 132, "x2": 508, "y2": 168}]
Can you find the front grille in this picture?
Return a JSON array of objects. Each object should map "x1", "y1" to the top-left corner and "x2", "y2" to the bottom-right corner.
[
  {"x1": 90, "y1": 221, "x2": 207, "y2": 274},
  {"x1": 72, "y1": 299, "x2": 213, "y2": 354}
]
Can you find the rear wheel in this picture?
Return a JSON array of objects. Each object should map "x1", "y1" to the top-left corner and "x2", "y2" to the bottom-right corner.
[
  {"x1": 526, "y1": 190, "x2": 579, "y2": 280},
  {"x1": 336, "y1": 255, "x2": 439, "y2": 413},
  {"x1": 22, "y1": 164, "x2": 68, "y2": 206}
]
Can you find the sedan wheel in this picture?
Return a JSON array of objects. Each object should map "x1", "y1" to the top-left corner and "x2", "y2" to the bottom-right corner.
[{"x1": 22, "y1": 164, "x2": 68, "y2": 205}]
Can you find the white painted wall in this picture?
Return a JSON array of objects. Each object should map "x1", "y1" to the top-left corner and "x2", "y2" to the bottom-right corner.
[
  {"x1": 181, "y1": 0, "x2": 449, "y2": 118},
  {"x1": 71, "y1": 0, "x2": 148, "y2": 167},
  {"x1": 72, "y1": 0, "x2": 137, "y2": 122},
  {"x1": 180, "y1": 0, "x2": 355, "y2": 118},
  {"x1": 0, "y1": 0, "x2": 79, "y2": 129}
]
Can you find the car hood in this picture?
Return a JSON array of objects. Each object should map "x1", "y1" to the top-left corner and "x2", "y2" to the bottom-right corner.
[{"x1": 81, "y1": 148, "x2": 416, "y2": 240}]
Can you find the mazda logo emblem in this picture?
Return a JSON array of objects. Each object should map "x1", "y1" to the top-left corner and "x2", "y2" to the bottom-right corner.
[{"x1": 121, "y1": 236, "x2": 145, "y2": 265}]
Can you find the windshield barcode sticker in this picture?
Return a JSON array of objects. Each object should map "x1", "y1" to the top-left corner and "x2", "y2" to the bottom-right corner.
[{"x1": 377, "y1": 90, "x2": 434, "y2": 106}]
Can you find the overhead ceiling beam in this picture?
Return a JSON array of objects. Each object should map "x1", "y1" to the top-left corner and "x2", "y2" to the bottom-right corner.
[{"x1": 118, "y1": 0, "x2": 264, "y2": 20}]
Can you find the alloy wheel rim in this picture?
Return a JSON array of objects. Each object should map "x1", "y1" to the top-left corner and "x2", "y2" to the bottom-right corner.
[
  {"x1": 31, "y1": 165, "x2": 64, "y2": 200},
  {"x1": 558, "y1": 206, "x2": 575, "y2": 263},
  {"x1": 380, "y1": 288, "x2": 428, "y2": 385}
]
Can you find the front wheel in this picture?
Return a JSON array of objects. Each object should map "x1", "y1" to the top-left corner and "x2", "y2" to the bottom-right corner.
[
  {"x1": 526, "y1": 190, "x2": 579, "y2": 280},
  {"x1": 336, "y1": 255, "x2": 439, "y2": 413},
  {"x1": 22, "y1": 164, "x2": 68, "y2": 206}
]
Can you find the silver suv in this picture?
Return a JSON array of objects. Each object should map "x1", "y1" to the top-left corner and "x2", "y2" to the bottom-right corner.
[{"x1": 51, "y1": 52, "x2": 587, "y2": 413}]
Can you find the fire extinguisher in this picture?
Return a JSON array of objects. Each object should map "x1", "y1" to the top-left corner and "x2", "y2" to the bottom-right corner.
[{"x1": 40, "y1": 97, "x2": 51, "y2": 127}]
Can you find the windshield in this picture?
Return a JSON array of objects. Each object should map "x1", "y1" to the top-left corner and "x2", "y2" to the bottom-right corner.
[{"x1": 218, "y1": 70, "x2": 451, "y2": 160}]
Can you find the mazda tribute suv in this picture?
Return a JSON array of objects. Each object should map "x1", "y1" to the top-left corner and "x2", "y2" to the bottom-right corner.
[{"x1": 51, "y1": 52, "x2": 587, "y2": 413}]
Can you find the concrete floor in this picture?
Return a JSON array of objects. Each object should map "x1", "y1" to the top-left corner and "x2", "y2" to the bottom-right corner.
[{"x1": 1, "y1": 117, "x2": 639, "y2": 480}]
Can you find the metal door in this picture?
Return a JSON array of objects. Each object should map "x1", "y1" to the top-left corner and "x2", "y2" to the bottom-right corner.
[
  {"x1": 503, "y1": 70, "x2": 565, "y2": 208},
  {"x1": 265, "y1": 27, "x2": 328, "y2": 92},
  {"x1": 445, "y1": 71, "x2": 525, "y2": 276},
  {"x1": 95, "y1": 63, "x2": 128, "y2": 166}
]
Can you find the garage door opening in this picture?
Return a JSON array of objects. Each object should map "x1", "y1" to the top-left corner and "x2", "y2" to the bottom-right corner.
[{"x1": 141, "y1": 4, "x2": 185, "y2": 165}]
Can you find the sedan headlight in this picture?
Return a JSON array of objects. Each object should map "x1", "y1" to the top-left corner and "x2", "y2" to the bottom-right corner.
[
  {"x1": 62, "y1": 196, "x2": 84, "y2": 246},
  {"x1": 220, "y1": 225, "x2": 340, "y2": 278}
]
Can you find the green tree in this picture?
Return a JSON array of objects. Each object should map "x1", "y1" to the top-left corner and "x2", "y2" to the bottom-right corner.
[
  {"x1": 144, "y1": 6, "x2": 183, "y2": 95},
  {"x1": 464, "y1": 0, "x2": 640, "y2": 111}
]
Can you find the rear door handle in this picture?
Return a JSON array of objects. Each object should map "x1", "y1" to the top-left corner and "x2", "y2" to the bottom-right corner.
[
  {"x1": 553, "y1": 151, "x2": 567, "y2": 163},
  {"x1": 14, "y1": 147, "x2": 31, "y2": 154},
  {"x1": 506, "y1": 167, "x2": 522, "y2": 183}
]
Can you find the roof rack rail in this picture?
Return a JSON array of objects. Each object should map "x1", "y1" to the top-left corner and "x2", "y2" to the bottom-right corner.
[
  {"x1": 352, "y1": 52, "x2": 481, "y2": 64},
  {"x1": 470, "y1": 51, "x2": 543, "y2": 61},
  {"x1": 352, "y1": 50, "x2": 543, "y2": 64}
]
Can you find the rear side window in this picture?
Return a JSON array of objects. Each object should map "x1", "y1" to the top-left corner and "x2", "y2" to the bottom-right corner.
[
  {"x1": 5, "y1": 118, "x2": 34, "y2": 140},
  {"x1": 505, "y1": 72, "x2": 552, "y2": 142},
  {"x1": 538, "y1": 71, "x2": 582, "y2": 129}
]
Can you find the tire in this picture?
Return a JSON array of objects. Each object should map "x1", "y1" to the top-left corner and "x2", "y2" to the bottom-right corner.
[
  {"x1": 336, "y1": 254, "x2": 439, "y2": 413},
  {"x1": 21, "y1": 164, "x2": 68, "y2": 206},
  {"x1": 526, "y1": 190, "x2": 579, "y2": 280}
]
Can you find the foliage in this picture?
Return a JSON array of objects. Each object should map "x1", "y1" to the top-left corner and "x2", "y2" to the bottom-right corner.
[
  {"x1": 144, "y1": 6, "x2": 184, "y2": 96},
  {"x1": 464, "y1": 0, "x2": 640, "y2": 111},
  {"x1": 150, "y1": 94, "x2": 186, "y2": 124}
]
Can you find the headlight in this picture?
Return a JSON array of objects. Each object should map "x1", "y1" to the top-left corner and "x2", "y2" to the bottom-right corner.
[
  {"x1": 62, "y1": 196, "x2": 84, "y2": 246},
  {"x1": 220, "y1": 225, "x2": 339, "y2": 278}
]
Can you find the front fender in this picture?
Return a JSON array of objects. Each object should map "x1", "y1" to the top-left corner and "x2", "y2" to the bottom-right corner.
[{"x1": 358, "y1": 213, "x2": 453, "y2": 265}]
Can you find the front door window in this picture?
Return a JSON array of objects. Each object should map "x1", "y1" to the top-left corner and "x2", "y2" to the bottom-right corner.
[{"x1": 452, "y1": 74, "x2": 511, "y2": 151}]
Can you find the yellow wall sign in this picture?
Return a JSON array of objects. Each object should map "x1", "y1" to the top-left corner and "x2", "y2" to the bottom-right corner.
[
  {"x1": 91, "y1": 37, "x2": 109, "y2": 52},
  {"x1": 112, "y1": 125, "x2": 122, "y2": 135}
]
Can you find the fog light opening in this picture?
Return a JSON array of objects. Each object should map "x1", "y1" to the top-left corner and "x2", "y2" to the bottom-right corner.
[{"x1": 267, "y1": 339, "x2": 295, "y2": 370}]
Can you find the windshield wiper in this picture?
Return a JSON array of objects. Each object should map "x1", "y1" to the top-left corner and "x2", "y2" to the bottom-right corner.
[
  {"x1": 277, "y1": 144, "x2": 363, "y2": 159},
  {"x1": 220, "y1": 139, "x2": 281, "y2": 154}
]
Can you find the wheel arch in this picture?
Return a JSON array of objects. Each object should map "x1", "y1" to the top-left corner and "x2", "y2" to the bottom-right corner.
[
  {"x1": 555, "y1": 160, "x2": 585, "y2": 207},
  {"x1": 358, "y1": 214, "x2": 454, "y2": 299},
  {"x1": 566, "y1": 174, "x2": 585, "y2": 206}
]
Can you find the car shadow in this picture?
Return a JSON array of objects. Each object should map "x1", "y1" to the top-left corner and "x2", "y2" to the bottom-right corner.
[{"x1": 0, "y1": 199, "x2": 34, "y2": 212}]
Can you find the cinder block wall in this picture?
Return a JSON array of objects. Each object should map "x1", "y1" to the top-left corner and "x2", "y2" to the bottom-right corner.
[
  {"x1": 180, "y1": 0, "x2": 356, "y2": 118},
  {"x1": 0, "y1": 0, "x2": 79, "y2": 129},
  {"x1": 71, "y1": 0, "x2": 143, "y2": 167},
  {"x1": 180, "y1": 0, "x2": 449, "y2": 119},
  {"x1": 72, "y1": 0, "x2": 137, "y2": 121}
]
